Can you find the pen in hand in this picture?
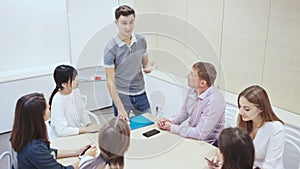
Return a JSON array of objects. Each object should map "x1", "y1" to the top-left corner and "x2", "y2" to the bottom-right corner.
[{"x1": 205, "y1": 157, "x2": 219, "y2": 167}]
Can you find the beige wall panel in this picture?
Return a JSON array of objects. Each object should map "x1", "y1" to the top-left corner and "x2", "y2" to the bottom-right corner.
[
  {"x1": 134, "y1": 0, "x2": 157, "y2": 13},
  {"x1": 144, "y1": 34, "x2": 157, "y2": 51},
  {"x1": 135, "y1": 14, "x2": 157, "y2": 50},
  {"x1": 263, "y1": 0, "x2": 300, "y2": 114},
  {"x1": 185, "y1": 22, "x2": 221, "y2": 80},
  {"x1": 156, "y1": 0, "x2": 188, "y2": 77},
  {"x1": 133, "y1": 1, "x2": 159, "y2": 70},
  {"x1": 156, "y1": 14, "x2": 187, "y2": 47},
  {"x1": 154, "y1": 50, "x2": 189, "y2": 78},
  {"x1": 220, "y1": 0, "x2": 270, "y2": 92},
  {"x1": 185, "y1": 0, "x2": 224, "y2": 88},
  {"x1": 145, "y1": 34, "x2": 158, "y2": 63},
  {"x1": 156, "y1": 36, "x2": 185, "y2": 60},
  {"x1": 184, "y1": 48, "x2": 199, "y2": 69},
  {"x1": 135, "y1": 13, "x2": 157, "y2": 33},
  {"x1": 186, "y1": 0, "x2": 224, "y2": 55},
  {"x1": 156, "y1": 36, "x2": 187, "y2": 77},
  {"x1": 185, "y1": 23, "x2": 222, "y2": 82},
  {"x1": 157, "y1": 0, "x2": 187, "y2": 19}
]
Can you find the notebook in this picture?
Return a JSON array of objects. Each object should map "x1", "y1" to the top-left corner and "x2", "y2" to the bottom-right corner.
[{"x1": 129, "y1": 115, "x2": 154, "y2": 130}]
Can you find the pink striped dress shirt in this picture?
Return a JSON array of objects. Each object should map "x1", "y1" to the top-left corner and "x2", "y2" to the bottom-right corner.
[{"x1": 170, "y1": 86, "x2": 225, "y2": 144}]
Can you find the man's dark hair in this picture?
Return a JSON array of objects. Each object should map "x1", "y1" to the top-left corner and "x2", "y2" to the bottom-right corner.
[{"x1": 115, "y1": 5, "x2": 135, "y2": 20}]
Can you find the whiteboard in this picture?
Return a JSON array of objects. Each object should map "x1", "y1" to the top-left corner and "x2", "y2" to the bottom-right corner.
[
  {"x1": 67, "y1": 0, "x2": 118, "y2": 68},
  {"x1": 0, "y1": 0, "x2": 70, "y2": 82}
]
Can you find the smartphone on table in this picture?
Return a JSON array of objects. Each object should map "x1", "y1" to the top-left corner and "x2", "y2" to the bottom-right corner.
[{"x1": 142, "y1": 129, "x2": 160, "y2": 137}]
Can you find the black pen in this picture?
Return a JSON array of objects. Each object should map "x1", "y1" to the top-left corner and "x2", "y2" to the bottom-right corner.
[{"x1": 205, "y1": 157, "x2": 219, "y2": 167}]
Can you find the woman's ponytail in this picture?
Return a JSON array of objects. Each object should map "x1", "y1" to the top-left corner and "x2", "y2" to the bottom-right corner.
[{"x1": 49, "y1": 86, "x2": 59, "y2": 108}]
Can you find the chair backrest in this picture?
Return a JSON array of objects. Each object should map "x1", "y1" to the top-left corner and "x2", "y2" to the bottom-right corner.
[
  {"x1": 0, "y1": 151, "x2": 12, "y2": 169},
  {"x1": 45, "y1": 119, "x2": 54, "y2": 141},
  {"x1": 81, "y1": 95, "x2": 101, "y2": 125},
  {"x1": 9, "y1": 144, "x2": 18, "y2": 169},
  {"x1": 81, "y1": 95, "x2": 88, "y2": 108},
  {"x1": 224, "y1": 103, "x2": 238, "y2": 128},
  {"x1": 283, "y1": 125, "x2": 300, "y2": 169}
]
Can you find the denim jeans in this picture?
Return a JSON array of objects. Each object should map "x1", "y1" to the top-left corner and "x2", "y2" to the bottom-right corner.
[{"x1": 113, "y1": 92, "x2": 151, "y2": 117}]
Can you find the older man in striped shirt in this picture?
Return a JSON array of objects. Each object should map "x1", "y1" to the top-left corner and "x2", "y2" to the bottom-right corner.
[{"x1": 158, "y1": 62, "x2": 225, "y2": 146}]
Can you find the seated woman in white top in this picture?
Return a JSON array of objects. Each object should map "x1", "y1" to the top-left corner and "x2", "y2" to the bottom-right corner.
[
  {"x1": 237, "y1": 85, "x2": 285, "y2": 169},
  {"x1": 49, "y1": 65, "x2": 100, "y2": 138}
]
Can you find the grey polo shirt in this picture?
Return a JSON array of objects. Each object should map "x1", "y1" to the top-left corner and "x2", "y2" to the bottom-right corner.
[{"x1": 104, "y1": 33, "x2": 147, "y2": 95}]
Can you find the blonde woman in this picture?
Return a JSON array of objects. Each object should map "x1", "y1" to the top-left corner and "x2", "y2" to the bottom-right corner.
[{"x1": 79, "y1": 117, "x2": 130, "y2": 169}]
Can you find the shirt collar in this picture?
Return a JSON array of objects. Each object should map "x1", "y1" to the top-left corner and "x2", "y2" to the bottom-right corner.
[
  {"x1": 114, "y1": 32, "x2": 137, "y2": 47},
  {"x1": 197, "y1": 86, "x2": 215, "y2": 100}
]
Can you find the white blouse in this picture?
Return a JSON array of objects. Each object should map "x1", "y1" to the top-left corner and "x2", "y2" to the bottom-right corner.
[
  {"x1": 253, "y1": 121, "x2": 285, "y2": 169},
  {"x1": 50, "y1": 89, "x2": 91, "y2": 138}
]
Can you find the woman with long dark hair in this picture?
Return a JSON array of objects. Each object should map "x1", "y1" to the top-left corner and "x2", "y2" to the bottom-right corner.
[
  {"x1": 220, "y1": 127, "x2": 254, "y2": 169},
  {"x1": 10, "y1": 93, "x2": 89, "y2": 169}
]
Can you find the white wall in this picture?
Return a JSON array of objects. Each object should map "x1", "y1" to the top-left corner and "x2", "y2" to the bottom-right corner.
[
  {"x1": 0, "y1": 0, "x2": 70, "y2": 82},
  {"x1": 0, "y1": 75, "x2": 54, "y2": 133}
]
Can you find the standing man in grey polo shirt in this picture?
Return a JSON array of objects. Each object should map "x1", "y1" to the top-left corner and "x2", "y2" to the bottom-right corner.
[{"x1": 104, "y1": 5, "x2": 153, "y2": 121}]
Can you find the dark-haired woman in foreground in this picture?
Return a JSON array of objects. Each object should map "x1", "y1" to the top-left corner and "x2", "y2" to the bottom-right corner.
[
  {"x1": 10, "y1": 93, "x2": 90, "y2": 169},
  {"x1": 215, "y1": 127, "x2": 255, "y2": 169}
]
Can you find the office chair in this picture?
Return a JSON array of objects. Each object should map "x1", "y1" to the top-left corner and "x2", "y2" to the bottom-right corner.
[
  {"x1": 283, "y1": 126, "x2": 300, "y2": 169},
  {"x1": 81, "y1": 95, "x2": 101, "y2": 125},
  {"x1": 0, "y1": 151, "x2": 12, "y2": 169}
]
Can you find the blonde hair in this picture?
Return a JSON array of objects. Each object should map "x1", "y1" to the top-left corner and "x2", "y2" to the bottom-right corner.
[{"x1": 80, "y1": 117, "x2": 130, "y2": 169}]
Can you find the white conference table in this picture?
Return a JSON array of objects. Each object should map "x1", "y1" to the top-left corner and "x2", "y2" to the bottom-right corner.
[{"x1": 51, "y1": 114, "x2": 217, "y2": 169}]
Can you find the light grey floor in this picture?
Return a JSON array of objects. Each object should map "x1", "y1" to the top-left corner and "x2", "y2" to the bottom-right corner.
[{"x1": 0, "y1": 107, "x2": 114, "y2": 169}]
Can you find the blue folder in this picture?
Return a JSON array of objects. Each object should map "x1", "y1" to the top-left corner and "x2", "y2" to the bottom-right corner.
[{"x1": 129, "y1": 115, "x2": 154, "y2": 130}]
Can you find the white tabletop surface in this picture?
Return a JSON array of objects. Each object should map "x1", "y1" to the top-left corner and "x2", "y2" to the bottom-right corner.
[{"x1": 51, "y1": 114, "x2": 217, "y2": 169}]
